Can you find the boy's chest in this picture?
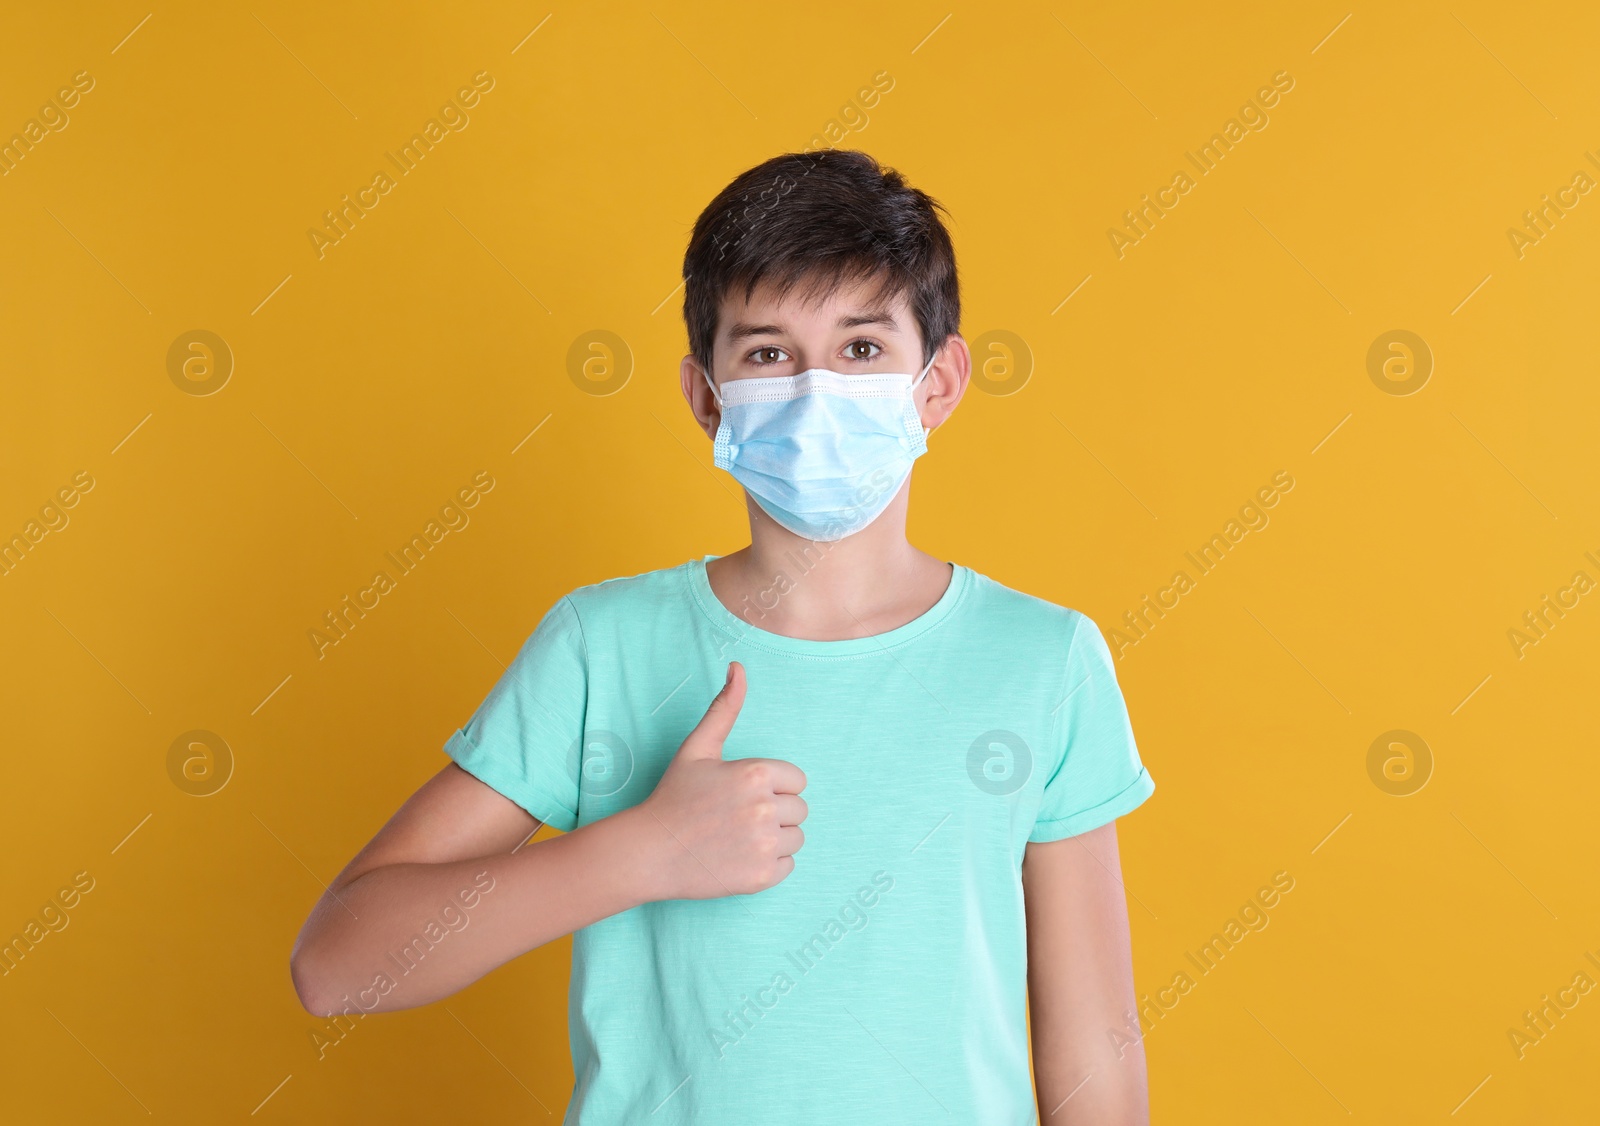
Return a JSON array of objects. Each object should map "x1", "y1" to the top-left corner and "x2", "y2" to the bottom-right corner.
[{"x1": 570, "y1": 658, "x2": 1059, "y2": 864}]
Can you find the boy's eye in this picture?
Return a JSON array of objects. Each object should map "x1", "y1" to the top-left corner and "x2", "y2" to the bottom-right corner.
[
  {"x1": 845, "y1": 340, "x2": 882, "y2": 361},
  {"x1": 752, "y1": 347, "x2": 788, "y2": 365}
]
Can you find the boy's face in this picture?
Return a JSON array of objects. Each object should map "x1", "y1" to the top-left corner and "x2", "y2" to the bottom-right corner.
[{"x1": 681, "y1": 272, "x2": 967, "y2": 440}]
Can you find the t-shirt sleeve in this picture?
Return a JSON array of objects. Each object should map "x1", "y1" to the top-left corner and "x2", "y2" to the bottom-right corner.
[
  {"x1": 442, "y1": 595, "x2": 587, "y2": 831},
  {"x1": 1029, "y1": 612, "x2": 1156, "y2": 843}
]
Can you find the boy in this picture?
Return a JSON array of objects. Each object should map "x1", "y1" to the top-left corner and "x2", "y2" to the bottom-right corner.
[{"x1": 291, "y1": 149, "x2": 1156, "y2": 1124}]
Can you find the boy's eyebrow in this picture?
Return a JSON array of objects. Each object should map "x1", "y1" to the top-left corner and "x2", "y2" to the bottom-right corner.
[{"x1": 724, "y1": 309, "x2": 904, "y2": 344}]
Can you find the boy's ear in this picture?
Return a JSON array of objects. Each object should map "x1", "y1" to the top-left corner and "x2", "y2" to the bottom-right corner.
[
  {"x1": 680, "y1": 353, "x2": 720, "y2": 438},
  {"x1": 920, "y1": 335, "x2": 971, "y2": 436}
]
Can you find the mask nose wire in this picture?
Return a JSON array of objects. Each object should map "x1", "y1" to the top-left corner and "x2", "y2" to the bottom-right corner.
[{"x1": 707, "y1": 355, "x2": 935, "y2": 412}]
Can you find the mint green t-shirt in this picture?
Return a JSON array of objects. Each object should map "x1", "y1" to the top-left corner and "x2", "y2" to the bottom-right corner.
[{"x1": 443, "y1": 554, "x2": 1155, "y2": 1124}]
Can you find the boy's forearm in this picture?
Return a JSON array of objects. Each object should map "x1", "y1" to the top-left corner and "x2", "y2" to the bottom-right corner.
[
  {"x1": 1023, "y1": 826, "x2": 1150, "y2": 1124},
  {"x1": 1030, "y1": 1001, "x2": 1150, "y2": 1123},
  {"x1": 292, "y1": 806, "x2": 661, "y2": 1016}
]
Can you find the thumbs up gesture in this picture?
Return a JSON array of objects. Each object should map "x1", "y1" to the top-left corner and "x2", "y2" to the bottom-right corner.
[{"x1": 635, "y1": 662, "x2": 808, "y2": 899}]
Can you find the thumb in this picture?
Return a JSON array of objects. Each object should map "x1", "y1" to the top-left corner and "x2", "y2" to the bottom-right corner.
[{"x1": 676, "y1": 661, "x2": 746, "y2": 760}]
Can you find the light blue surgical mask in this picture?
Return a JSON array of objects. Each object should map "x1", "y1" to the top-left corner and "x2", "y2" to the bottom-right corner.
[{"x1": 704, "y1": 356, "x2": 936, "y2": 542}]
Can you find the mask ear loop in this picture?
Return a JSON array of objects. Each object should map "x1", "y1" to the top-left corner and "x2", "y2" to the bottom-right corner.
[
  {"x1": 913, "y1": 354, "x2": 937, "y2": 439},
  {"x1": 702, "y1": 364, "x2": 723, "y2": 410}
]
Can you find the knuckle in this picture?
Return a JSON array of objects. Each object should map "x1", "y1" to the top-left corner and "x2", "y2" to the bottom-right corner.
[
  {"x1": 739, "y1": 760, "x2": 769, "y2": 785},
  {"x1": 744, "y1": 865, "x2": 774, "y2": 894}
]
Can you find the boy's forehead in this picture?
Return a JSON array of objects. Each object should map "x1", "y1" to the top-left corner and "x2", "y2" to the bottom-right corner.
[{"x1": 717, "y1": 274, "x2": 912, "y2": 341}]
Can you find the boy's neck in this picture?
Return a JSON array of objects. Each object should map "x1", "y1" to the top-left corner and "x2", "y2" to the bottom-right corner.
[{"x1": 707, "y1": 496, "x2": 952, "y2": 641}]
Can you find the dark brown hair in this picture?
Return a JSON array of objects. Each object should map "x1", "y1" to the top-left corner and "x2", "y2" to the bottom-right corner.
[{"x1": 681, "y1": 149, "x2": 960, "y2": 375}]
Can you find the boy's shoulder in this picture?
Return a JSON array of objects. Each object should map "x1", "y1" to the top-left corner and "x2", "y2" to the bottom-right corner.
[
  {"x1": 557, "y1": 556, "x2": 698, "y2": 616},
  {"x1": 960, "y1": 562, "x2": 1096, "y2": 637},
  {"x1": 961, "y1": 566, "x2": 1125, "y2": 676}
]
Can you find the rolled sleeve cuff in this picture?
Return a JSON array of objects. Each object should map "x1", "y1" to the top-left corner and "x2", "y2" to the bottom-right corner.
[
  {"x1": 1028, "y1": 767, "x2": 1155, "y2": 843},
  {"x1": 443, "y1": 728, "x2": 577, "y2": 832}
]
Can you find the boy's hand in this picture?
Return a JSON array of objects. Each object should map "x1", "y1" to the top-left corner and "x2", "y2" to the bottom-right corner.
[{"x1": 634, "y1": 661, "x2": 807, "y2": 900}]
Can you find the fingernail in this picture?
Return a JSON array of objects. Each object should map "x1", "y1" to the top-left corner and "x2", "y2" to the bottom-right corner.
[{"x1": 723, "y1": 664, "x2": 733, "y2": 687}]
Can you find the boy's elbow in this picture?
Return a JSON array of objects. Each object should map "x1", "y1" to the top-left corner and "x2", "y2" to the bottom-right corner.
[
  {"x1": 290, "y1": 952, "x2": 322, "y2": 1016},
  {"x1": 290, "y1": 939, "x2": 336, "y2": 1017}
]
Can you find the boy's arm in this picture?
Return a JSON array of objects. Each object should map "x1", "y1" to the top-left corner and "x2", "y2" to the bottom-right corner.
[
  {"x1": 288, "y1": 762, "x2": 660, "y2": 1017},
  {"x1": 1022, "y1": 821, "x2": 1150, "y2": 1125},
  {"x1": 289, "y1": 661, "x2": 803, "y2": 1018}
]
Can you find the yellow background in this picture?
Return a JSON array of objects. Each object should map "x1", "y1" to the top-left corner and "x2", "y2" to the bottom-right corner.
[{"x1": 3, "y1": 1, "x2": 1597, "y2": 1121}]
